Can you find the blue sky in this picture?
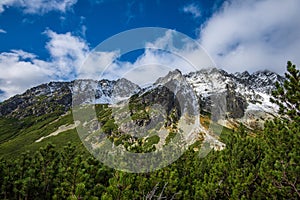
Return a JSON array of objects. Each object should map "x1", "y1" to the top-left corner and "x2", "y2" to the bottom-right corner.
[
  {"x1": 0, "y1": 0, "x2": 222, "y2": 57},
  {"x1": 0, "y1": 0, "x2": 299, "y2": 100}
]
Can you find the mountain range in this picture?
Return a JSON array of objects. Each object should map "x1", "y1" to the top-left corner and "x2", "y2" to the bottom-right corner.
[{"x1": 0, "y1": 68, "x2": 284, "y2": 157}]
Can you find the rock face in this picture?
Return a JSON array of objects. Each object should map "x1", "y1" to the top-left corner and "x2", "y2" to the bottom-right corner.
[
  {"x1": 185, "y1": 68, "x2": 284, "y2": 128},
  {"x1": 234, "y1": 69, "x2": 285, "y2": 94},
  {"x1": 225, "y1": 84, "x2": 248, "y2": 118},
  {"x1": 154, "y1": 69, "x2": 199, "y2": 117},
  {"x1": 0, "y1": 82, "x2": 72, "y2": 119},
  {"x1": 126, "y1": 85, "x2": 181, "y2": 130},
  {"x1": 0, "y1": 67, "x2": 284, "y2": 129},
  {"x1": 0, "y1": 79, "x2": 140, "y2": 119},
  {"x1": 112, "y1": 78, "x2": 141, "y2": 100},
  {"x1": 124, "y1": 69, "x2": 198, "y2": 130}
]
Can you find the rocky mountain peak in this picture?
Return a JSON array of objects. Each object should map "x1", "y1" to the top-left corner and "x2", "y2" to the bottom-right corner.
[
  {"x1": 242, "y1": 70, "x2": 284, "y2": 94},
  {"x1": 0, "y1": 77, "x2": 140, "y2": 118},
  {"x1": 0, "y1": 67, "x2": 285, "y2": 129},
  {"x1": 154, "y1": 69, "x2": 183, "y2": 86},
  {"x1": 111, "y1": 78, "x2": 140, "y2": 101},
  {"x1": 234, "y1": 71, "x2": 250, "y2": 80},
  {"x1": 0, "y1": 81, "x2": 72, "y2": 119}
]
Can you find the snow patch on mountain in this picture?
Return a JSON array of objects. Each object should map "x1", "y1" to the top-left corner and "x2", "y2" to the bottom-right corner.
[{"x1": 185, "y1": 67, "x2": 284, "y2": 129}]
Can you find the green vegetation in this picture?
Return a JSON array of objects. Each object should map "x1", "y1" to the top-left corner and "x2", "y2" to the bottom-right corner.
[
  {"x1": 0, "y1": 111, "x2": 86, "y2": 158},
  {"x1": 165, "y1": 131, "x2": 177, "y2": 145},
  {"x1": 94, "y1": 95, "x2": 178, "y2": 153},
  {"x1": 271, "y1": 61, "x2": 300, "y2": 118},
  {"x1": 0, "y1": 61, "x2": 299, "y2": 199},
  {"x1": 128, "y1": 93, "x2": 150, "y2": 124}
]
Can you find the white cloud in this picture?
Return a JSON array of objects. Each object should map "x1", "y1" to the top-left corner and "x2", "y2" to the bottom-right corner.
[
  {"x1": 0, "y1": 50, "x2": 53, "y2": 100},
  {"x1": 44, "y1": 29, "x2": 89, "y2": 79},
  {"x1": 182, "y1": 3, "x2": 201, "y2": 18},
  {"x1": 0, "y1": 0, "x2": 77, "y2": 14},
  {"x1": 0, "y1": 30, "x2": 91, "y2": 101},
  {"x1": 81, "y1": 25, "x2": 87, "y2": 37},
  {"x1": 104, "y1": 50, "x2": 182, "y2": 86},
  {"x1": 0, "y1": 29, "x2": 7, "y2": 34},
  {"x1": 78, "y1": 50, "x2": 120, "y2": 80},
  {"x1": 99, "y1": 30, "x2": 215, "y2": 86},
  {"x1": 199, "y1": 0, "x2": 300, "y2": 74},
  {"x1": 0, "y1": 25, "x2": 240, "y2": 101},
  {"x1": 10, "y1": 49, "x2": 36, "y2": 59}
]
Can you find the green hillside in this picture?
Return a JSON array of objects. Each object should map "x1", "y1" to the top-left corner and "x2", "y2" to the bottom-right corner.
[{"x1": 0, "y1": 111, "x2": 87, "y2": 158}]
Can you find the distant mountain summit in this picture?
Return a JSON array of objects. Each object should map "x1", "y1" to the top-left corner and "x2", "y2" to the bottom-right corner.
[
  {"x1": 234, "y1": 69, "x2": 285, "y2": 93},
  {"x1": 186, "y1": 68, "x2": 284, "y2": 128},
  {"x1": 0, "y1": 81, "x2": 72, "y2": 119},
  {"x1": 0, "y1": 67, "x2": 284, "y2": 129}
]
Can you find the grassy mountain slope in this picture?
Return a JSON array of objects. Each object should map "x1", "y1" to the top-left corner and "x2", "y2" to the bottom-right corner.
[{"x1": 0, "y1": 110, "x2": 88, "y2": 158}]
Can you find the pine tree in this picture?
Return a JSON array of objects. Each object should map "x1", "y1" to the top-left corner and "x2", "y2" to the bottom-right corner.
[
  {"x1": 261, "y1": 61, "x2": 300, "y2": 198},
  {"x1": 271, "y1": 61, "x2": 300, "y2": 119}
]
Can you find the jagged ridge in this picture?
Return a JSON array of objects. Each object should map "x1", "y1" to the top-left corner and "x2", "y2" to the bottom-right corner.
[{"x1": 0, "y1": 68, "x2": 284, "y2": 130}]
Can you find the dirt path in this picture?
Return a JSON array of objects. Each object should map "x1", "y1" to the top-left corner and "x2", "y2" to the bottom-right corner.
[{"x1": 35, "y1": 121, "x2": 80, "y2": 142}]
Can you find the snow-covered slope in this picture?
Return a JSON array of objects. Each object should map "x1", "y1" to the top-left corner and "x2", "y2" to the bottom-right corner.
[
  {"x1": 72, "y1": 78, "x2": 140, "y2": 105},
  {"x1": 185, "y1": 68, "x2": 284, "y2": 129}
]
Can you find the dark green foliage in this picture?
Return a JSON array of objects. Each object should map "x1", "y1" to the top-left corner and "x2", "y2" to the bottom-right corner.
[
  {"x1": 0, "y1": 143, "x2": 113, "y2": 199},
  {"x1": 1, "y1": 116, "x2": 299, "y2": 199},
  {"x1": 101, "y1": 119, "x2": 118, "y2": 134},
  {"x1": 271, "y1": 61, "x2": 300, "y2": 119},
  {"x1": 165, "y1": 131, "x2": 177, "y2": 145},
  {"x1": 259, "y1": 118, "x2": 300, "y2": 198}
]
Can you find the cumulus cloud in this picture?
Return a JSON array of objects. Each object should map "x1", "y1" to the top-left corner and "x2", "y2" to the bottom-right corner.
[
  {"x1": 103, "y1": 50, "x2": 182, "y2": 86},
  {"x1": 0, "y1": 29, "x2": 7, "y2": 34},
  {"x1": 0, "y1": 0, "x2": 77, "y2": 14},
  {"x1": 0, "y1": 30, "x2": 91, "y2": 101},
  {"x1": 0, "y1": 29, "x2": 125, "y2": 100},
  {"x1": 182, "y1": 3, "x2": 201, "y2": 19},
  {"x1": 199, "y1": 0, "x2": 300, "y2": 74},
  {"x1": 2, "y1": 29, "x2": 194, "y2": 100},
  {"x1": 0, "y1": 50, "x2": 53, "y2": 100},
  {"x1": 78, "y1": 50, "x2": 120, "y2": 80},
  {"x1": 44, "y1": 29, "x2": 89, "y2": 79},
  {"x1": 98, "y1": 30, "x2": 215, "y2": 86}
]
